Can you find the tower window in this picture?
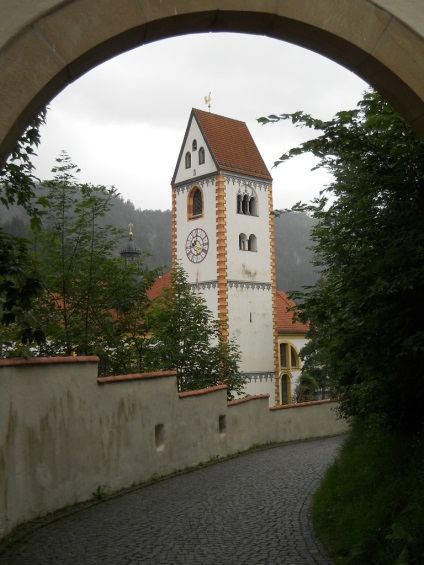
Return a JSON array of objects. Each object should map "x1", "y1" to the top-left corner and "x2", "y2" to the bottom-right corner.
[
  {"x1": 237, "y1": 194, "x2": 243, "y2": 213},
  {"x1": 237, "y1": 189, "x2": 258, "y2": 216},
  {"x1": 239, "y1": 233, "x2": 248, "y2": 250},
  {"x1": 199, "y1": 147, "x2": 205, "y2": 165},
  {"x1": 188, "y1": 186, "x2": 203, "y2": 219},
  {"x1": 193, "y1": 188, "x2": 202, "y2": 216},
  {"x1": 248, "y1": 234, "x2": 257, "y2": 252},
  {"x1": 185, "y1": 152, "x2": 191, "y2": 169},
  {"x1": 192, "y1": 139, "x2": 197, "y2": 151},
  {"x1": 242, "y1": 194, "x2": 249, "y2": 214}
]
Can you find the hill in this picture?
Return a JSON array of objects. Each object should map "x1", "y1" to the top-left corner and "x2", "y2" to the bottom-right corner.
[{"x1": 0, "y1": 192, "x2": 318, "y2": 293}]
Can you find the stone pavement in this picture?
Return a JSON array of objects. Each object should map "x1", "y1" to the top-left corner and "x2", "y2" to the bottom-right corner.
[{"x1": 1, "y1": 435, "x2": 344, "y2": 565}]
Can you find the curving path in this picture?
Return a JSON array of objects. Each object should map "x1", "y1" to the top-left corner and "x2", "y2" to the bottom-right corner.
[{"x1": 1, "y1": 436, "x2": 344, "y2": 564}]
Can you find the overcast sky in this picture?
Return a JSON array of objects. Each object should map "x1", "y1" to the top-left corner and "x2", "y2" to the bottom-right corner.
[{"x1": 33, "y1": 33, "x2": 368, "y2": 213}]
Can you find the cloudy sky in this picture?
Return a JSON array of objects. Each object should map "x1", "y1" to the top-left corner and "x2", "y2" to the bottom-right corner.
[{"x1": 33, "y1": 32, "x2": 368, "y2": 212}]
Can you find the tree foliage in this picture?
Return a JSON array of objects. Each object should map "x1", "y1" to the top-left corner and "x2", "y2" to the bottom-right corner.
[
  {"x1": 147, "y1": 263, "x2": 245, "y2": 399},
  {"x1": 0, "y1": 110, "x2": 47, "y2": 345},
  {"x1": 25, "y1": 151, "x2": 162, "y2": 362},
  {"x1": 0, "y1": 109, "x2": 47, "y2": 229},
  {"x1": 260, "y1": 90, "x2": 424, "y2": 433}
]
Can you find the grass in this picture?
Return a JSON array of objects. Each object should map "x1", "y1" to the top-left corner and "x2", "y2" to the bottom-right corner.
[{"x1": 312, "y1": 418, "x2": 424, "y2": 564}]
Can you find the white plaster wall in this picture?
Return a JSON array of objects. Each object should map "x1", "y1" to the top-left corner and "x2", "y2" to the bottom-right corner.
[
  {"x1": 175, "y1": 180, "x2": 217, "y2": 284},
  {"x1": 228, "y1": 286, "x2": 274, "y2": 372},
  {"x1": 195, "y1": 286, "x2": 219, "y2": 319},
  {"x1": 173, "y1": 118, "x2": 216, "y2": 185},
  {"x1": 240, "y1": 377, "x2": 275, "y2": 401},
  {"x1": 0, "y1": 358, "x2": 348, "y2": 539},
  {"x1": 225, "y1": 180, "x2": 272, "y2": 282}
]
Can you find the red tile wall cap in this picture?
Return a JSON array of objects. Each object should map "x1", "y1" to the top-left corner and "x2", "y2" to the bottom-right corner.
[
  {"x1": 179, "y1": 384, "x2": 227, "y2": 398},
  {"x1": 270, "y1": 398, "x2": 339, "y2": 410},
  {"x1": 98, "y1": 370, "x2": 177, "y2": 384},
  {"x1": 0, "y1": 355, "x2": 99, "y2": 367},
  {"x1": 228, "y1": 394, "x2": 270, "y2": 406}
]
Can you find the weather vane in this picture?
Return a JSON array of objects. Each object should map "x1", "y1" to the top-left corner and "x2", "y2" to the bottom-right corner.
[{"x1": 204, "y1": 92, "x2": 211, "y2": 112}]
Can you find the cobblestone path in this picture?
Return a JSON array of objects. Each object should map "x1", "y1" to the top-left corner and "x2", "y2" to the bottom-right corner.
[{"x1": 1, "y1": 435, "x2": 344, "y2": 564}]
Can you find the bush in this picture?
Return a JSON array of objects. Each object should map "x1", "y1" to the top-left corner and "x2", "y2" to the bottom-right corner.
[{"x1": 312, "y1": 418, "x2": 424, "y2": 564}]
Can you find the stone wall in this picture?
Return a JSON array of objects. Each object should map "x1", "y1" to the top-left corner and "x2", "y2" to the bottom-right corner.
[{"x1": 0, "y1": 356, "x2": 348, "y2": 539}]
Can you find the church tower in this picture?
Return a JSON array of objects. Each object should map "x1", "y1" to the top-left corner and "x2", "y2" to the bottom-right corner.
[{"x1": 171, "y1": 109, "x2": 279, "y2": 403}]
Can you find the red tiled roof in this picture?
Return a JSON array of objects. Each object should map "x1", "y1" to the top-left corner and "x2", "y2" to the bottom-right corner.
[
  {"x1": 147, "y1": 269, "x2": 172, "y2": 301},
  {"x1": 275, "y1": 290, "x2": 309, "y2": 335},
  {"x1": 193, "y1": 109, "x2": 272, "y2": 181}
]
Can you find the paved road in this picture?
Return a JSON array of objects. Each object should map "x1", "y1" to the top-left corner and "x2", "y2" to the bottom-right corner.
[{"x1": 1, "y1": 435, "x2": 344, "y2": 565}]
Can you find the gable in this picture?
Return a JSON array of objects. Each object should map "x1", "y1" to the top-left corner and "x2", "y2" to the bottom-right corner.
[
  {"x1": 172, "y1": 109, "x2": 272, "y2": 186},
  {"x1": 172, "y1": 110, "x2": 218, "y2": 185}
]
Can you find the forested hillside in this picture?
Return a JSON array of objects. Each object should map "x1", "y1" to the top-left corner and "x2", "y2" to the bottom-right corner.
[{"x1": 0, "y1": 190, "x2": 318, "y2": 292}]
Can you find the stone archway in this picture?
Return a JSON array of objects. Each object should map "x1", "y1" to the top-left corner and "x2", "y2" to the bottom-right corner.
[{"x1": 1, "y1": 0, "x2": 424, "y2": 162}]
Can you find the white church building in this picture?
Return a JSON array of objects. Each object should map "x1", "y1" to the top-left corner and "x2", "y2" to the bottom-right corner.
[
  {"x1": 171, "y1": 108, "x2": 280, "y2": 401},
  {"x1": 148, "y1": 108, "x2": 308, "y2": 405}
]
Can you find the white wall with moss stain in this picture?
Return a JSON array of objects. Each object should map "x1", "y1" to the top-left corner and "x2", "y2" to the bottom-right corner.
[{"x1": 0, "y1": 357, "x2": 348, "y2": 539}]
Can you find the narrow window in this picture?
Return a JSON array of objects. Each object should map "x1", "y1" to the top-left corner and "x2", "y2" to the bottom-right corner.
[
  {"x1": 290, "y1": 346, "x2": 300, "y2": 368},
  {"x1": 155, "y1": 424, "x2": 165, "y2": 451},
  {"x1": 237, "y1": 194, "x2": 243, "y2": 214},
  {"x1": 281, "y1": 374, "x2": 289, "y2": 404},
  {"x1": 248, "y1": 234, "x2": 257, "y2": 252},
  {"x1": 199, "y1": 147, "x2": 205, "y2": 165},
  {"x1": 280, "y1": 343, "x2": 287, "y2": 368},
  {"x1": 242, "y1": 194, "x2": 249, "y2": 214},
  {"x1": 192, "y1": 139, "x2": 197, "y2": 151},
  {"x1": 219, "y1": 415, "x2": 226, "y2": 435},
  {"x1": 185, "y1": 152, "x2": 191, "y2": 169},
  {"x1": 249, "y1": 197, "x2": 257, "y2": 216},
  {"x1": 193, "y1": 188, "x2": 202, "y2": 216},
  {"x1": 239, "y1": 233, "x2": 248, "y2": 250}
]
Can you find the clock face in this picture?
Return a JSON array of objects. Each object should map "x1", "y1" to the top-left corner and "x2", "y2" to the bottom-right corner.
[{"x1": 186, "y1": 228, "x2": 209, "y2": 263}]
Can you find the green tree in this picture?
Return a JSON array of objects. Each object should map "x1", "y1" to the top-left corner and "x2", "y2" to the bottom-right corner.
[
  {"x1": 34, "y1": 152, "x2": 120, "y2": 354},
  {"x1": 147, "y1": 263, "x2": 245, "y2": 399},
  {"x1": 33, "y1": 152, "x2": 158, "y2": 360},
  {"x1": 95, "y1": 257, "x2": 160, "y2": 376},
  {"x1": 260, "y1": 90, "x2": 424, "y2": 434},
  {"x1": 0, "y1": 110, "x2": 47, "y2": 352}
]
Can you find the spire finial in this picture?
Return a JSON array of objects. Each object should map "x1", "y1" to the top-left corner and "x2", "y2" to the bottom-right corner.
[
  {"x1": 128, "y1": 222, "x2": 133, "y2": 238},
  {"x1": 204, "y1": 92, "x2": 211, "y2": 112}
]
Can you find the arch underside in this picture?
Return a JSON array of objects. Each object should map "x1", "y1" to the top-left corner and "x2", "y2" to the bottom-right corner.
[{"x1": 1, "y1": 1, "x2": 424, "y2": 161}]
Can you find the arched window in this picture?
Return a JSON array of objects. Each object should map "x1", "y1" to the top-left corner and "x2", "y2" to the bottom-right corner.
[
  {"x1": 291, "y1": 346, "x2": 300, "y2": 368},
  {"x1": 248, "y1": 234, "x2": 257, "y2": 252},
  {"x1": 188, "y1": 186, "x2": 203, "y2": 219},
  {"x1": 237, "y1": 193, "x2": 243, "y2": 214},
  {"x1": 280, "y1": 343, "x2": 288, "y2": 368},
  {"x1": 249, "y1": 197, "x2": 257, "y2": 216},
  {"x1": 281, "y1": 373, "x2": 289, "y2": 404},
  {"x1": 239, "y1": 233, "x2": 248, "y2": 250},
  {"x1": 199, "y1": 147, "x2": 205, "y2": 165},
  {"x1": 185, "y1": 152, "x2": 191, "y2": 169},
  {"x1": 279, "y1": 342, "x2": 300, "y2": 369},
  {"x1": 192, "y1": 188, "x2": 202, "y2": 216},
  {"x1": 242, "y1": 194, "x2": 249, "y2": 214},
  {"x1": 192, "y1": 139, "x2": 197, "y2": 151}
]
